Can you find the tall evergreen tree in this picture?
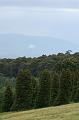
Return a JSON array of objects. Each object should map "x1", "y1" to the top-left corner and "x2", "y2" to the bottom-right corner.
[
  {"x1": 2, "y1": 86, "x2": 13, "y2": 112},
  {"x1": 74, "y1": 88, "x2": 79, "y2": 103},
  {"x1": 54, "y1": 69, "x2": 71, "y2": 106},
  {"x1": 74, "y1": 71, "x2": 79, "y2": 102},
  {"x1": 38, "y1": 69, "x2": 51, "y2": 108},
  {"x1": 31, "y1": 77, "x2": 38, "y2": 108},
  {"x1": 11, "y1": 69, "x2": 33, "y2": 111},
  {"x1": 50, "y1": 72, "x2": 59, "y2": 106}
]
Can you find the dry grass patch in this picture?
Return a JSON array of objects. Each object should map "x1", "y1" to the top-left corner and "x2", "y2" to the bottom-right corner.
[{"x1": 1, "y1": 103, "x2": 79, "y2": 120}]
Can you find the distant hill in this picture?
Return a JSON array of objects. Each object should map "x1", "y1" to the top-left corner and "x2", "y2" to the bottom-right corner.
[
  {"x1": 1, "y1": 103, "x2": 79, "y2": 120},
  {"x1": 0, "y1": 33, "x2": 78, "y2": 58}
]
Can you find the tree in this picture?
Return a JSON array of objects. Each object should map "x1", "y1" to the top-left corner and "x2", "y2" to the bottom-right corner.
[
  {"x1": 54, "y1": 69, "x2": 71, "y2": 106},
  {"x1": 74, "y1": 71, "x2": 79, "y2": 102},
  {"x1": 50, "y1": 72, "x2": 59, "y2": 105},
  {"x1": 31, "y1": 77, "x2": 38, "y2": 108},
  {"x1": 65, "y1": 50, "x2": 72, "y2": 55},
  {"x1": 2, "y1": 86, "x2": 13, "y2": 112},
  {"x1": 38, "y1": 69, "x2": 51, "y2": 108},
  {"x1": 11, "y1": 69, "x2": 33, "y2": 111},
  {"x1": 74, "y1": 88, "x2": 79, "y2": 103}
]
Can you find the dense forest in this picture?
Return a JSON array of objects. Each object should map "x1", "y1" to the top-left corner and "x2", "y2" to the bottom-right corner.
[{"x1": 1, "y1": 51, "x2": 79, "y2": 112}]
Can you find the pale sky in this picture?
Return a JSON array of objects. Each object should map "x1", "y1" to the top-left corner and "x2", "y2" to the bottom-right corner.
[
  {"x1": 0, "y1": 0, "x2": 79, "y2": 8},
  {"x1": 0, "y1": 0, "x2": 79, "y2": 58}
]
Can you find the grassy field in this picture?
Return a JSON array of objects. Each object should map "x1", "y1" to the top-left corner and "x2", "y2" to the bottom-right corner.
[{"x1": 1, "y1": 103, "x2": 79, "y2": 120}]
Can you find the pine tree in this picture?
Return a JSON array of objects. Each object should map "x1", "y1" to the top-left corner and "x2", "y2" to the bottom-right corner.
[
  {"x1": 31, "y1": 77, "x2": 38, "y2": 108},
  {"x1": 69, "y1": 69, "x2": 79, "y2": 102},
  {"x1": 54, "y1": 69, "x2": 71, "y2": 106},
  {"x1": 38, "y1": 69, "x2": 51, "y2": 108},
  {"x1": 50, "y1": 72, "x2": 59, "y2": 105},
  {"x1": 74, "y1": 71, "x2": 79, "y2": 102},
  {"x1": 74, "y1": 88, "x2": 79, "y2": 103},
  {"x1": 2, "y1": 86, "x2": 13, "y2": 112},
  {"x1": 11, "y1": 69, "x2": 33, "y2": 111}
]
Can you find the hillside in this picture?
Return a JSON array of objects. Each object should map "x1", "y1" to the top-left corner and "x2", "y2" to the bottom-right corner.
[
  {"x1": 1, "y1": 52, "x2": 79, "y2": 112},
  {"x1": 0, "y1": 34, "x2": 78, "y2": 58},
  {"x1": 1, "y1": 103, "x2": 79, "y2": 120}
]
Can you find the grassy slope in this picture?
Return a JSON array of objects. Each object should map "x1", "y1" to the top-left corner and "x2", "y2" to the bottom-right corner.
[{"x1": 1, "y1": 103, "x2": 79, "y2": 120}]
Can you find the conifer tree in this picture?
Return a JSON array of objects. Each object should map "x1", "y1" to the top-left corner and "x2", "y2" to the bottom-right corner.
[
  {"x1": 50, "y1": 72, "x2": 59, "y2": 105},
  {"x1": 2, "y1": 86, "x2": 13, "y2": 112},
  {"x1": 38, "y1": 69, "x2": 51, "y2": 108},
  {"x1": 11, "y1": 69, "x2": 33, "y2": 111},
  {"x1": 31, "y1": 77, "x2": 38, "y2": 108},
  {"x1": 74, "y1": 88, "x2": 79, "y2": 103},
  {"x1": 54, "y1": 69, "x2": 71, "y2": 106},
  {"x1": 74, "y1": 71, "x2": 79, "y2": 103}
]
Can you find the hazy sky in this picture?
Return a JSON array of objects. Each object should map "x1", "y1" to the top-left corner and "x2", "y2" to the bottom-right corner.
[
  {"x1": 0, "y1": 0, "x2": 79, "y2": 58},
  {"x1": 0, "y1": 0, "x2": 79, "y2": 8}
]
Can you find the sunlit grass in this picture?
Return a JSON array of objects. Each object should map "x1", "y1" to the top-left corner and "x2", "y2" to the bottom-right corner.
[{"x1": 1, "y1": 103, "x2": 79, "y2": 120}]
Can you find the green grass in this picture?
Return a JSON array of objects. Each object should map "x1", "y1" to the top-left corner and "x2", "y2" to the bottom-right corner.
[{"x1": 1, "y1": 103, "x2": 79, "y2": 120}]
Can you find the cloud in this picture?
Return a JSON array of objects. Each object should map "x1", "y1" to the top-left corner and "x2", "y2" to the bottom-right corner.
[
  {"x1": 0, "y1": 6, "x2": 79, "y2": 42},
  {"x1": 28, "y1": 44, "x2": 36, "y2": 49},
  {"x1": 0, "y1": 0, "x2": 79, "y2": 8}
]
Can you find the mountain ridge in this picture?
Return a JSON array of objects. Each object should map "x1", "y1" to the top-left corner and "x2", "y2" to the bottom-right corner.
[{"x1": 0, "y1": 33, "x2": 78, "y2": 58}]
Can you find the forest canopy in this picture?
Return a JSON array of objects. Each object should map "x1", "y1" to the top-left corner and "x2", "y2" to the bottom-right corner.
[{"x1": 1, "y1": 51, "x2": 79, "y2": 112}]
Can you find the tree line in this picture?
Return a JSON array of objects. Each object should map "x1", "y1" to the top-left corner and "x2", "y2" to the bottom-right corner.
[
  {"x1": 1, "y1": 51, "x2": 79, "y2": 112},
  {"x1": 2, "y1": 68, "x2": 79, "y2": 112}
]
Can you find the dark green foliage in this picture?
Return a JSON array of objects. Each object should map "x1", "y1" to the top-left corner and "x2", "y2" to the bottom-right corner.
[
  {"x1": 1, "y1": 52, "x2": 79, "y2": 112},
  {"x1": 54, "y1": 69, "x2": 71, "y2": 106},
  {"x1": 74, "y1": 74, "x2": 79, "y2": 102},
  {"x1": 0, "y1": 75, "x2": 16, "y2": 112},
  {"x1": 31, "y1": 77, "x2": 38, "y2": 108},
  {"x1": 54, "y1": 89, "x2": 68, "y2": 106},
  {"x1": 74, "y1": 88, "x2": 79, "y2": 103},
  {"x1": 50, "y1": 73, "x2": 59, "y2": 105},
  {"x1": 11, "y1": 69, "x2": 33, "y2": 111},
  {"x1": 38, "y1": 69, "x2": 51, "y2": 108},
  {"x1": 2, "y1": 86, "x2": 13, "y2": 112}
]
